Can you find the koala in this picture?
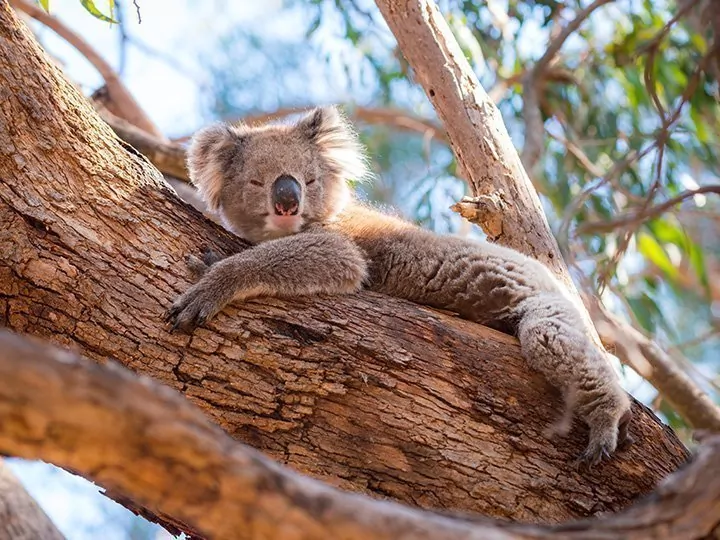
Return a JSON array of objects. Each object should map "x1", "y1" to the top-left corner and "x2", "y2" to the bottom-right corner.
[{"x1": 165, "y1": 106, "x2": 633, "y2": 465}]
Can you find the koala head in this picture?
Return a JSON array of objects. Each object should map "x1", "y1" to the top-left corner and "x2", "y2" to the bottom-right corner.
[{"x1": 187, "y1": 106, "x2": 368, "y2": 243}]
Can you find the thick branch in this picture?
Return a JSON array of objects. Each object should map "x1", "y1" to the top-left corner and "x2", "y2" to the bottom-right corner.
[
  {"x1": 374, "y1": 0, "x2": 720, "y2": 432},
  {"x1": 0, "y1": 1, "x2": 690, "y2": 531},
  {"x1": 0, "y1": 330, "x2": 718, "y2": 540},
  {"x1": 8, "y1": 0, "x2": 163, "y2": 139},
  {"x1": 374, "y1": 0, "x2": 568, "y2": 269}
]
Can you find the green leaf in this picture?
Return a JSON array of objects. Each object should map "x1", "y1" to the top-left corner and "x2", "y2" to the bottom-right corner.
[
  {"x1": 38, "y1": 0, "x2": 49, "y2": 12},
  {"x1": 637, "y1": 232, "x2": 679, "y2": 281},
  {"x1": 80, "y1": 0, "x2": 118, "y2": 23}
]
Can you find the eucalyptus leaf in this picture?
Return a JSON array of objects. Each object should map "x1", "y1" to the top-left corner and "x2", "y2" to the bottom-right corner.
[{"x1": 80, "y1": 0, "x2": 118, "y2": 23}]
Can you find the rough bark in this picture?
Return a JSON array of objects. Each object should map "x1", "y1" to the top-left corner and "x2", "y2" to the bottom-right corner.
[
  {"x1": 374, "y1": 0, "x2": 720, "y2": 432},
  {"x1": 0, "y1": 459, "x2": 65, "y2": 540},
  {"x1": 0, "y1": 0, "x2": 689, "y2": 533},
  {"x1": 1, "y1": 330, "x2": 718, "y2": 540}
]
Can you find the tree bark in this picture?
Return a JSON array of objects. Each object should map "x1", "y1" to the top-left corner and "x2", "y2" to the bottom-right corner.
[
  {"x1": 0, "y1": 460, "x2": 65, "y2": 540},
  {"x1": 0, "y1": 0, "x2": 688, "y2": 533},
  {"x1": 1, "y1": 329, "x2": 718, "y2": 540}
]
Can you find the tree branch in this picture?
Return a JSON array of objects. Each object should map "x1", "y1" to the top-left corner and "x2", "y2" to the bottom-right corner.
[
  {"x1": 589, "y1": 299, "x2": 720, "y2": 431},
  {"x1": 8, "y1": 0, "x2": 163, "y2": 139},
  {"x1": 0, "y1": 460, "x2": 65, "y2": 540},
  {"x1": 0, "y1": 329, "x2": 718, "y2": 540},
  {"x1": 579, "y1": 185, "x2": 720, "y2": 234},
  {"x1": 170, "y1": 105, "x2": 447, "y2": 144},
  {"x1": 521, "y1": 0, "x2": 614, "y2": 174},
  {"x1": 534, "y1": 0, "x2": 614, "y2": 75},
  {"x1": 98, "y1": 107, "x2": 189, "y2": 180}
]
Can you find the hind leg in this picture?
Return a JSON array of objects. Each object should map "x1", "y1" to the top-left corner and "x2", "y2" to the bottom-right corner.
[{"x1": 517, "y1": 294, "x2": 632, "y2": 465}]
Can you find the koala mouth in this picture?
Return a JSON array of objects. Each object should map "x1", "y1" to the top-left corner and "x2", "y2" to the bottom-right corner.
[{"x1": 265, "y1": 214, "x2": 304, "y2": 234}]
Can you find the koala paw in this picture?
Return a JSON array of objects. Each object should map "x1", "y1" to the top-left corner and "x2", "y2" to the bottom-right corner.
[
  {"x1": 576, "y1": 408, "x2": 634, "y2": 469},
  {"x1": 164, "y1": 283, "x2": 225, "y2": 333}
]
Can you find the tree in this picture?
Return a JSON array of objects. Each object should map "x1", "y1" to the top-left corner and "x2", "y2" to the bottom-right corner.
[{"x1": 0, "y1": 0, "x2": 717, "y2": 538}]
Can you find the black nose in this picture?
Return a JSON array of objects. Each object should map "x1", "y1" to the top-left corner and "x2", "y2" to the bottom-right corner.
[{"x1": 272, "y1": 175, "x2": 301, "y2": 216}]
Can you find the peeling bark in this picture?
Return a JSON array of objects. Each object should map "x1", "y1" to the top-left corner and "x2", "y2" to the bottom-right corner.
[{"x1": 0, "y1": 0, "x2": 690, "y2": 534}]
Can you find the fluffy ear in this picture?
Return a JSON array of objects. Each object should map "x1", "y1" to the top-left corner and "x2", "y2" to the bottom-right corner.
[
  {"x1": 187, "y1": 123, "x2": 246, "y2": 212},
  {"x1": 295, "y1": 106, "x2": 368, "y2": 182}
]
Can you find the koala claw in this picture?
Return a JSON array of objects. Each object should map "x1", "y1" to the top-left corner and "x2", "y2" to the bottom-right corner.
[
  {"x1": 186, "y1": 248, "x2": 225, "y2": 280},
  {"x1": 575, "y1": 442, "x2": 613, "y2": 469},
  {"x1": 164, "y1": 286, "x2": 221, "y2": 333}
]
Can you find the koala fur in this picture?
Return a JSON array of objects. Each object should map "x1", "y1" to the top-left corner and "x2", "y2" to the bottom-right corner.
[{"x1": 167, "y1": 106, "x2": 633, "y2": 465}]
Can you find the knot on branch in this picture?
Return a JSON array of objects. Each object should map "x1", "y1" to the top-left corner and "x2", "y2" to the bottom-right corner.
[{"x1": 450, "y1": 193, "x2": 506, "y2": 239}]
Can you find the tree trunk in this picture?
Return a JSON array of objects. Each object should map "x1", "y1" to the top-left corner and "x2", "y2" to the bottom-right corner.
[
  {"x1": 0, "y1": 460, "x2": 65, "y2": 540},
  {"x1": 0, "y1": 0, "x2": 688, "y2": 532}
]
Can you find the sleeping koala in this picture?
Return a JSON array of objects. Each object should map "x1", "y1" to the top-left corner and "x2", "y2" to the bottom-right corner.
[{"x1": 165, "y1": 106, "x2": 632, "y2": 465}]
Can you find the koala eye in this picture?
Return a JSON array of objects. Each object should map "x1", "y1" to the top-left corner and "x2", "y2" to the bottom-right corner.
[
  {"x1": 306, "y1": 178, "x2": 317, "y2": 186},
  {"x1": 250, "y1": 180, "x2": 263, "y2": 187}
]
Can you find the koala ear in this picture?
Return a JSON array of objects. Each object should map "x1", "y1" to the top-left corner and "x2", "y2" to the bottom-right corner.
[
  {"x1": 295, "y1": 106, "x2": 343, "y2": 141},
  {"x1": 187, "y1": 123, "x2": 246, "y2": 212},
  {"x1": 295, "y1": 106, "x2": 369, "y2": 182}
]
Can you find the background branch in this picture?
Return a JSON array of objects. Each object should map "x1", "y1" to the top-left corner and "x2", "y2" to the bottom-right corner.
[
  {"x1": 579, "y1": 185, "x2": 720, "y2": 234},
  {"x1": 8, "y1": 0, "x2": 163, "y2": 139}
]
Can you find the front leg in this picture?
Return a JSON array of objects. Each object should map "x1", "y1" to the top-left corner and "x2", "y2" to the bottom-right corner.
[{"x1": 165, "y1": 232, "x2": 367, "y2": 332}]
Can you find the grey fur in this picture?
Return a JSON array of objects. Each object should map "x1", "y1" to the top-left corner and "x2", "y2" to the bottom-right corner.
[{"x1": 166, "y1": 106, "x2": 633, "y2": 465}]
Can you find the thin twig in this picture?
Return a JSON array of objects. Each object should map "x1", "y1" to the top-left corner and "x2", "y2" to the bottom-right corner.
[
  {"x1": 133, "y1": 0, "x2": 141, "y2": 24},
  {"x1": 534, "y1": 0, "x2": 614, "y2": 74},
  {"x1": 580, "y1": 185, "x2": 720, "y2": 233}
]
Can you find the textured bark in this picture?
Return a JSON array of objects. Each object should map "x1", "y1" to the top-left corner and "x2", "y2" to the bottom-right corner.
[
  {"x1": 374, "y1": 0, "x2": 720, "y2": 432},
  {"x1": 0, "y1": 0, "x2": 689, "y2": 532},
  {"x1": 0, "y1": 460, "x2": 65, "y2": 540},
  {"x1": 1, "y1": 330, "x2": 718, "y2": 540}
]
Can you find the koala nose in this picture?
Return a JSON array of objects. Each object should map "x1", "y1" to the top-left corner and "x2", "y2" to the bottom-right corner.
[{"x1": 272, "y1": 175, "x2": 301, "y2": 216}]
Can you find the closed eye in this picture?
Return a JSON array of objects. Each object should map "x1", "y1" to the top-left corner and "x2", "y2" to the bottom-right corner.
[
  {"x1": 250, "y1": 180, "x2": 263, "y2": 187},
  {"x1": 306, "y1": 178, "x2": 316, "y2": 186}
]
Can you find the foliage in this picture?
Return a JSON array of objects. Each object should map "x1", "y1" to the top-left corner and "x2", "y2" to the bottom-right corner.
[{"x1": 37, "y1": 0, "x2": 118, "y2": 23}]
